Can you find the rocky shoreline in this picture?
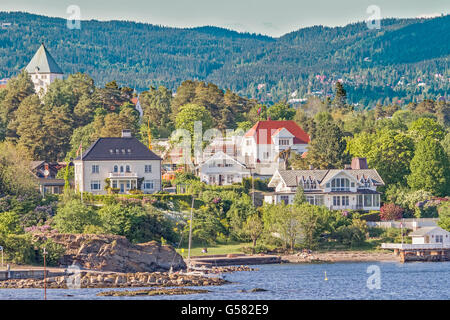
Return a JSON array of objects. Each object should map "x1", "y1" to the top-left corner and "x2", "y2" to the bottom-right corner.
[
  {"x1": 0, "y1": 271, "x2": 228, "y2": 289},
  {"x1": 97, "y1": 288, "x2": 210, "y2": 297}
]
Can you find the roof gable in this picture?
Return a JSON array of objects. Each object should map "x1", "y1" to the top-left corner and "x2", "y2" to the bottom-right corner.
[
  {"x1": 198, "y1": 151, "x2": 246, "y2": 169},
  {"x1": 75, "y1": 137, "x2": 162, "y2": 161},
  {"x1": 320, "y1": 170, "x2": 360, "y2": 186},
  {"x1": 410, "y1": 227, "x2": 450, "y2": 236},
  {"x1": 25, "y1": 44, "x2": 63, "y2": 74},
  {"x1": 245, "y1": 120, "x2": 310, "y2": 145}
]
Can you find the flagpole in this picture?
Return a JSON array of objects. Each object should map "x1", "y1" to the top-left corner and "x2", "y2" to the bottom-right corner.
[{"x1": 80, "y1": 144, "x2": 83, "y2": 203}]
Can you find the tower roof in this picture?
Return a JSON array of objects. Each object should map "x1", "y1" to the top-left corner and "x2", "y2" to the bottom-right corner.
[{"x1": 25, "y1": 43, "x2": 63, "y2": 74}]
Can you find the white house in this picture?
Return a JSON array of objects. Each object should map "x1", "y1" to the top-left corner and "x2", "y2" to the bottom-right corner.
[
  {"x1": 409, "y1": 227, "x2": 450, "y2": 245},
  {"x1": 25, "y1": 43, "x2": 64, "y2": 95},
  {"x1": 240, "y1": 120, "x2": 310, "y2": 177},
  {"x1": 197, "y1": 151, "x2": 250, "y2": 185},
  {"x1": 74, "y1": 130, "x2": 162, "y2": 194},
  {"x1": 265, "y1": 158, "x2": 385, "y2": 211}
]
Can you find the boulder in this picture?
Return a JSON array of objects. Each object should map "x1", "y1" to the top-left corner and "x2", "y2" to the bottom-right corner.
[{"x1": 32, "y1": 233, "x2": 186, "y2": 273}]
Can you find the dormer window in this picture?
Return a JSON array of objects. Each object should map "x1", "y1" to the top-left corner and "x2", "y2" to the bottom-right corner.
[
  {"x1": 110, "y1": 149, "x2": 114, "y2": 154},
  {"x1": 279, "y1": 139, "x2": 290, "y2": 146},
  {"x1": 122, "y1": 149, "x2": 126, "y2": 154},
  {"x1": 115, "y1": 149, "x2": 119, "y2": 154},
  {"x1": 127, "y1": 149, "x2": 131, "y2": 153}
]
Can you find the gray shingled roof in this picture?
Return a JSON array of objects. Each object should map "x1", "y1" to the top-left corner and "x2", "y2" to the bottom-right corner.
[
  {"x1": 276, "y1": 168, "x2": 385, "y2": 187},
  {"x1": 75, "y1": 137, "x2": 162, "y2": 161},
  {"x1": 409, "y1": 227, "x2": 449, "y2": 236},
  {"x1": 25, "y1": 44, "x2": 63, "y2": 74}
]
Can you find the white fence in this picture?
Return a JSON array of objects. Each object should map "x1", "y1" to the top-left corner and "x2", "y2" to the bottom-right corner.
[{"x1": 367, "y1": 218, "x2": 438, "y2": 229}]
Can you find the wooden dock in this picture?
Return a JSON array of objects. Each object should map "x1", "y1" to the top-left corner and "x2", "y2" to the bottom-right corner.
[
  {"x1": 188, "y1": 254, "x2": 281, "y2": 267},
  {"x1": 381, "y1": 243, "x2": 450, "y2": 262}
]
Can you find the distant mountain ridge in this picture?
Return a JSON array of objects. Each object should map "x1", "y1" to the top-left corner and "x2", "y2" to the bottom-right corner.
[{"x1": 0, "y1": 11, "x2": 448, "y2": 107}]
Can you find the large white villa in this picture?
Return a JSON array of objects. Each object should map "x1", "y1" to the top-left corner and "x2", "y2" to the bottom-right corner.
[
  {"x1": 265, "y1": 158, "x2": 385, "y2": 211},
  {"x1": 196, "y1": 151, "x2": 251, "y2": 185},
  {"x1": 74, "y1": 130, "x2": 162, "y2": 194},
  {"x1": 240, "y1": 120, "x2": 310, "y2": 177}
]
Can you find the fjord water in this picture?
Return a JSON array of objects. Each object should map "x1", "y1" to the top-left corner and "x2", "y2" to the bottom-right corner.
[{"x1": 1, "y1": 262, "x2": 449, "y2": 300}]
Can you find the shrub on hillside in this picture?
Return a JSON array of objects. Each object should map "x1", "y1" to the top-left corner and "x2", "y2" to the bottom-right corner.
[
  {"x1": 53, "y1": 199, "x2": 100, "y2": 233},
  {"x1": 380, "y1": 203, "x2": 404, "y2": 221}
]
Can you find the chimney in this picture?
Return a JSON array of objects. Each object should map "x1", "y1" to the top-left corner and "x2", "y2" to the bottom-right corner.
[
  {"x1": 351, "y1": 157, "x2": 368, "y2": 170},
  {"x1": 122, "y1": 129, "x2": 132, "y2": 138}
]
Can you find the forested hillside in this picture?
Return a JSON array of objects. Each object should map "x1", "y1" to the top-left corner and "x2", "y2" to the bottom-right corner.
[{"x1": 0, "y1": 12, "x2": 448, "y2": 107}]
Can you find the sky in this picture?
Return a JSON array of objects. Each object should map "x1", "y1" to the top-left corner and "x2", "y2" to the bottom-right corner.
[{"x1": 1, "y1": 0, "x2": 449, "y2": 37}]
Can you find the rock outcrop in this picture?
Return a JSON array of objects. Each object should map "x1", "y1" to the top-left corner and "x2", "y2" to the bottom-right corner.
[{"x1": 32, "y1": 233, "x2": 186, "y2": 273}]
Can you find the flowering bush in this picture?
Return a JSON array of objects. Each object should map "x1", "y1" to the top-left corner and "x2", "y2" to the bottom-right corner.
[{"x1": 380, "y1": 203, "x2": 404, "y2": 221}]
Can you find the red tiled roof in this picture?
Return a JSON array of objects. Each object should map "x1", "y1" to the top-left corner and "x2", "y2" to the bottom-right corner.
[
  {"x1": 0, "y1": 84, "x2": 6, "y2": 89},
  {"x1": 245, "y1": 120, "x2": 310, "y2": 144}
]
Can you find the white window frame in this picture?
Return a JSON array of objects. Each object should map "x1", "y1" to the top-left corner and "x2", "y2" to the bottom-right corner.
[
  {"x1": 144, "y1": 180, "x2": 154, "y2": 190},
  {"x1": 90, "y1": 180, "x2": 101, "y2": 191}
]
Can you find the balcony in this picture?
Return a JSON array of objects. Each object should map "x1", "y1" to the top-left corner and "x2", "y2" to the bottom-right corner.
[{"x1": 108, "y1": 172, "x2": 138, "y2": 179}]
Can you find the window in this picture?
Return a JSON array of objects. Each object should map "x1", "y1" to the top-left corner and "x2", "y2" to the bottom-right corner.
[
  {"x1": 246, "y1": 139, "x2": 251, "y2": 146},
  {"x1": 92, "y1": 165, "x2": 99, "y2": 174},
  {"x1": 126, "y1": 181, "x2": 130, "y2": 189},
  {"x1": 145, "y1": 165, "x2": 152, "y2": 173},
  {"x1": 120, "y1": 166, "x2": 124, "y2": 173},
  {"x1": 374, "y1": 194, "x2": 380, "y2": 207},
  {"x1": 306, "y1": 196, "x2": 315, "y2": 205},
  {"x1": 263, "y1": 152, "x2": 270, "y2": 159},
  {"x1": 314, "y1": 196, "x2": 324, "y2": 206},
  {"x1": 331, "y1": 178, "x2": 350, "y2": 191},
  {"x1": 112, "y1": 181, "x2": 117, "y2": 188},
  {"x1": 364, "y1": 194, "x2": 372, "y2": 207},
  {"x1": 126, "y1": 165, "x2": 131, "y2": 173},
  {"x1": 114, "y1": 165, "x2": 118, "y2": 173},
  {"x1": 333, "y1": 196, "x2": 340, "y2": 206},
  {"x1": 342, "y1": 196, "x2": 349, "y2": 206},
  {"x1": 90, "y1": 180, "x2": 101, "y2": 190},
  {"x1": 436, "y1": 235, "x2": 443, "y2": 243},
  {"x1": 280, "y1": 195, "x2": 290, "y2": 205},
  {"x1": 144, "y1": 180, "x2": 154, "y2": 190},
  {"x1": 279, "y1": 139, "x2": 290, "y2": 146}
]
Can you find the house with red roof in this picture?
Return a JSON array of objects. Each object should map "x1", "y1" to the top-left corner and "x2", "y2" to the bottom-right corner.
[{"x1": 241, "y1": 120, "x2": 310, "y2": 176}]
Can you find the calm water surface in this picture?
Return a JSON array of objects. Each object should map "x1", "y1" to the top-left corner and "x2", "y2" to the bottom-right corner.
[{"x1": 1, "y1": 262, "x2": 449, "y2": 300}]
